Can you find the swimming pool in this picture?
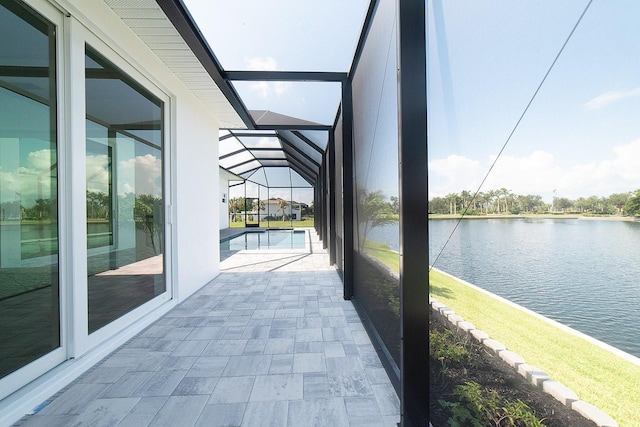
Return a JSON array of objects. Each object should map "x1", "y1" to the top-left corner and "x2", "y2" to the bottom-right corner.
[{"x1": 220, "y1": 229, "x2": 307, "y2": 251}]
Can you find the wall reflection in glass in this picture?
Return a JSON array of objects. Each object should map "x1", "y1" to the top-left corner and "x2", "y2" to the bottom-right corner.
[{"x1": 85, "y1": 47, "x2": 165, "y2": 333}]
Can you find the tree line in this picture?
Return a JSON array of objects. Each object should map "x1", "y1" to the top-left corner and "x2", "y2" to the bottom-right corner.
[{"x1": 429, "y1": 188, "x2": 640, "y2": 217}]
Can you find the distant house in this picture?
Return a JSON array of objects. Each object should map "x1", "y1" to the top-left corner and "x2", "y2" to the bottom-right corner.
[{"x1": 259, "y1": 198, "x2": 302, "y2": 220}]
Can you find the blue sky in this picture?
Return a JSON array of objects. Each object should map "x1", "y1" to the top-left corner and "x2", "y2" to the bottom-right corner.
[
  {"x1": 183, "y1": 0, "x2": 640, "y2": 204},
  {"x1": 427, "y1": 0, "x2": 640, "y2": 201},
  {"x1": 183, "y1": 0, "x2": 367, "y2": 125}
]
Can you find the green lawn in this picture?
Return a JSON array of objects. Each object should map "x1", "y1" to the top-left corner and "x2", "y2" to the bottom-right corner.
[
  {"x1": 430, "y1": 268, "x2": 640, "y2": 427},
  {"x1": 229, "y1": 218, "x2": 315, "y2": 228}
]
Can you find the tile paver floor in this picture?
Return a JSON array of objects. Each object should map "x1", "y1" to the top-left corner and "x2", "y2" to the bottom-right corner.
[{"x1": 14, "y1": 229, "x2": 400, "y2": 427}]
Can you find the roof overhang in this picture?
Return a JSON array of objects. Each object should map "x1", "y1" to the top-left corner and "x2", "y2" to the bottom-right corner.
[{"x1": 102, "y1": 0, "x2": 251, "y2": 129}]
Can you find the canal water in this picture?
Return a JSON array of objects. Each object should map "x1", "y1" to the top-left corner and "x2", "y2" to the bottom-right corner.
[
  {"x1": 429, "y1": 218, "x2": 640, "y2": 358},
  {"x1": 373, "y1": 218, "x2": 640, "y2": 358}
]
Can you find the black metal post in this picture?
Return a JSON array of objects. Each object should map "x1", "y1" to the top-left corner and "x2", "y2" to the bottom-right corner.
[
  {"x1": 342, "y1": 80, "x2": 354, "y2": 300},
  {"x1": 328, "y1": 130, "x2": 337, "y2": 265},
  {"x1": 397, "y1": 0, "x2": 428, "y2": 425}
]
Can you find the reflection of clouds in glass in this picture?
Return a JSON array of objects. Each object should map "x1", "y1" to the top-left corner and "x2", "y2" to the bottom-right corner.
[
  {"x1": 27, "y1": 149, "x2": 55, "y2": 171},
  {"x1": 0, "y1": 149, "x2": 55, "y2": 205},
  {"x1": 86, "y1": 154, "x2": 110, "y2": 193},
  {"x1": 0, "y1": 168, "x2": 19, "y2": 203},
  {"x1": 119, "y1": 154, "x2": 162, "y2": 197}
]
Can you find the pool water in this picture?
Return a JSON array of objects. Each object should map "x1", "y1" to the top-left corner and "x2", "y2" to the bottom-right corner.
[{"x1": 220, "y1": 230, "x2": 307, "y2": 251}]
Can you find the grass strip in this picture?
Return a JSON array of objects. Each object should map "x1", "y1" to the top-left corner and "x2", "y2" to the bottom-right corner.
[
  {"x1": 430, "y1": 268, "x2": 640, "y2": 427},
  {"x1": 363, "y1": 240, "x2": 399, "y2": 273}
]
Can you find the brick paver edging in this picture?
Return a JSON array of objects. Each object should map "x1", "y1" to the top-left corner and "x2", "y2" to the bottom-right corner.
[{"x1": 429, "y1": 296, "x2": 618, "y2": 427}]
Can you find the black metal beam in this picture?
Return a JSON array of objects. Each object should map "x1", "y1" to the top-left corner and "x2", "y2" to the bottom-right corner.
[
  {"x1": 155, "y1": 0, "x2": 255, "y2": 129},
  {"x1": 229, "y1": 164, "x2": 260, "y2": 176},
  {"x1": 291, "y1": 131, "x2": 326, "y2": 155},
  {"x1": 281, "y1": 149, "x2": 319, "y2": 177},
  {"x1": 254, "y1": 124, "x2": 332, "y2": 131},
  {"x1": 348, "y1": 0, "x2": 380, "y2": 79},
  {"x1": 228, "y1": 132, "x2": 277, "y2": 138},
  {"x1": 226, "y1": 70, "x2": 347, "y2": 82},
  {"x1": 283, "y1": 154, "x2": 318, "y2": 182},
  {"x1": 397, "y1": 0, "x2": 428, "y2": 425},
  {"x1": 219, "y1": 148, "x2": 248, "y2": 160},
  {"x1": 278, "y1": 134, "x2": 321, "y2": 168}
]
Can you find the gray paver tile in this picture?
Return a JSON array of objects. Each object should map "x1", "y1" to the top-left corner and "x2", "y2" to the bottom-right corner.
[
  {"x1": 116, "y1": 396, "x2": 168, "y2": 427},
  {"x1": 39, "y1": 384, "x2": 110, "y2": 415},
  {"x1": 269, "y1": 354, "x2": 294, "y2": 374},
  {"x1": 13, "y1": 414, "x2": 78, "y2": 427},
  {"x1": 16, "y1": 232, "x2": 400, "y2": 427},
  {"x1": 172, "y1": 376, "x2": 219, "y2": 395},
  {"x1": 328, "y1": 370, "x2": 373, "y2": 397},
  {"x1": 101, "y1": 372, "x2": 153, "y2": 398},
  {"x1": 148, "y1": 395, "x2": 208, "y2": 427},
  {"x1": 243, "y1": 339, "x2": 267, "y2": 355},
  {"x1": 263, "y1": 338, "x2": 294, "y2": 355},
  {"x1": 201, "y1": 340, "x2": 247, "y2": 356},
  {"x1": 208, "y1": 376, "x2": 256, "y2": 404},
  {"x1": 77, "y1": 367, "x2": 128, "y2": 384},
  {"x1": 132, "y1": 370, "x2": 187, "y2": 397},
  {"x1": 186, "y1": 356, "x2": 230, "y2": 378},
  {"x1": 303, "y1": 372, "x2": 335, "y2": 399},
  {"x1": 170, "y1": 340, "x2": 209, "y2": 357},
  {"x1": 249, "y1": 374, "x2": 303, "y2": 401},
  {"x1": 66, "y1": 397, "x2": 139, "y2": 427},
  {"x1": 292, "y1": 353, "x2": 326, "y2": 373},
  {"x1": 194, "y1": 403, "x2": 246, "y2": 427},
  {"x1": 186, "y1": 326, "x2": 227, "y2": 340},
  {"x1": 372, "y1": 383, "x2": 400, "y2": 416},
  {"x1": 221, "y1": 355, "x2": 271, "y2": 376},
  {"x1": 324, "y1": 342, "x2": 346, "y2": 358},
  {"x1": 241, "y1": 401, "x2": 288, "y2": 427},
  {"x1": 287, "y1": 398, "x2": 349, "y2": 426}
]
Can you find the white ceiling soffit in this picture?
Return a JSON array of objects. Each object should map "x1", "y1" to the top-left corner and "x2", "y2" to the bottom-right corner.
[{"x1": 102, "y1": 0, "x2": 246, "y2": 129}]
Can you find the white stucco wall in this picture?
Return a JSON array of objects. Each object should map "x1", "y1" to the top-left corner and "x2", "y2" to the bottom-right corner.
[{"x1": 174, "y1": 102, "x2": 221, "y2": 299}]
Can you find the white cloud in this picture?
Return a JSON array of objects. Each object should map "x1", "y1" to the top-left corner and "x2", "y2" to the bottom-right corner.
[
  {"x1": 428, "y1": 154, "x2": 481, "y2": 197},
  {"x1": 483, "y1": 150, "x2": 563, "y2": 195},
  {"x1": 244, "y1": 56, "x2": 292, "y2": 98},
  {"x1": 119, "y1": 154, "x2": 162, "y2": 197},
  {"x1": 245, "y1": 56, "x2": 278, "y2": 71},
  {"x1": 429, "y1": 139, "x2": 640, "y2": 200},
  {"x1": 584, "y1": 88, "x2": 640, "y2": 110}
]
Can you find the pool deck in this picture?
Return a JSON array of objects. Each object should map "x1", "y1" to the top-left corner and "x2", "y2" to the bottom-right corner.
[{"x1": 14, "y1": 229, "x2": 400, "y2": 426}]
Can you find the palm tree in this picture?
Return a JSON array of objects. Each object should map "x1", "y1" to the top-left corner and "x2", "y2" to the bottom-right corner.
[
  {"x1": 357, "y1": 189, "x2": 398, "y2": 247},
  {"x1": 444, "y1": 193, "x2": 458, "y2": 215},
  {"x1": 228, "y1": 197, "x2": 243, "y2": 222},
  {"x1": 278, "y1": 199, "x2": 289, "y2": 221}
]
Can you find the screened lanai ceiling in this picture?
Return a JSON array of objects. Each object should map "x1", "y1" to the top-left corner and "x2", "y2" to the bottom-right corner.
[
  {"x1": 219, "y1": 123, "x2": 328, "y2": 186},
  {"x1": 178, "y1": 0, "x2": 372, "y2": 186}
]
